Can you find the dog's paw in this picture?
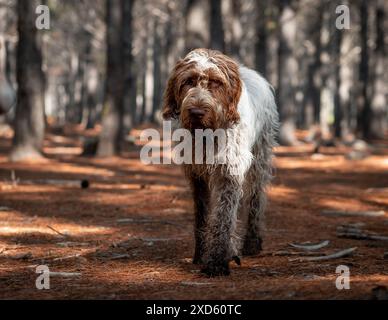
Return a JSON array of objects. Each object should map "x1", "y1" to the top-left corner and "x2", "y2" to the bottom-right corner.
[
  {"x1": 242, "y1": 237, "x2": 262, "y2": 256},
  {"x1": 201, "y1": 261, "x2": 230, "y2": 277},
  {"x1": 192, "y1": 256, "x2": 204, "y2": 265}
]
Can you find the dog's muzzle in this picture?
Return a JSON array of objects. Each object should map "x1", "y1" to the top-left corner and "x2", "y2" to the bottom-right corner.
[{"x1": 180, "y1": 88, "x2": 216, "y2": 130}]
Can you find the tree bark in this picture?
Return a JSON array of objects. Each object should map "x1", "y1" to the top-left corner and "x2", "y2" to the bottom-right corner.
[
  {"x1": 301, "y1": 1, "x2": 323, "y2": 129},
  {"x1": 333, "y1": 9, "x2": 343, "y2": 138},
  {"x1": 209, "y1": 0, "x2": 225, "y2": 52},
  {"x1": 185, "y1": 0, "x2": 209, "y2": 53},
  {"x1": 277, "y1": 0, "x2": 298, "y2": 146},
  {"x1": 254, "y1": 0, "x2": 268, "y2": 77},
  {"x1": 121, "y1": 0, "x2": 135, "y2": 134},
  {"x1": 10, "y1": 0, "x2": 45, "y2": 161},
  {"x1": 369, "y1": 0, "x2": 386, "y2": 139},
  {"x1": 97, "y1": 0, "x2": 125, "y2": 157},
  {"x1": 0, "y1": 34, "x2": 15, "y2": 115},
  {"x1": 152, "y1": 19, "x2": 163, "y2": 123},
  {"x1": 357, "y1": 0, "x2": 371, "y2": 138}
]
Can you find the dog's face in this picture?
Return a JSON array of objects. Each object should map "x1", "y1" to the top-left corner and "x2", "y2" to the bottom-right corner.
[{"x1": 162, "y1": 49, "x2": 242, "y2": 131}]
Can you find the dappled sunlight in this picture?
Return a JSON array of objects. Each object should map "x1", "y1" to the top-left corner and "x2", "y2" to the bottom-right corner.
[
  {"x1": 44, "y1": 146, "x2": 83, "y2": 156},
  {"x1": 1, "y1": 132, "x2": 387, "y2": 299},
  {"x1": 269, "y1": 185, "x2": 300, "y2": 202},
  {"x1": 0, "y1": 225, "x2": 112, "y2": 237},
  {"x1": 276, "y1": 155, "x2": 347, "y2": 170},
  {"x1": 319, "y1": 197, "x2": 387, "y2": 215}
]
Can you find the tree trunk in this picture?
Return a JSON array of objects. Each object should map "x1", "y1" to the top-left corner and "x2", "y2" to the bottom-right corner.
[
  {"x1": 254, "y1": 0, "x2": 268, "y2": 77},
  {"x1": 0, "y1": 5, "x2": 16, "y2": 117},
  {"x1": 10, "y1": 0, "x2": 45, "y2": 161},
  {"x1": 121, "y1": 0, "x2": 135, "y2": 135},
  {"x1": 209, "y1": 0, "x2": 225, "y2": 52},
  {"x1": 152, "y1": 19, "x2": 163, "y2": 123},
  {"x1": 369, "y1": 0, "x2": 386, "y2": 139},
  {"x1": 301, "y1": 1, "x2": 323, "y2": 129},
  {"x1": 333, "y1": 10, "x2": 343, "y2": 138},
  {"x1": 97, "y1": 0, "x2": 124, "y2": 157},
  {"x1": 0, "y1": 35, "x2": 15, "y2": 116},
  {"x1": 277, "y1": 0, "x2": 298, "y2": 146},
  {"x1": 357, "y1": 0, "x2": 371, "y2": 138},
  {"x1": 140, "y1": 44, "x2": 147, "y2": 124},
  {"x1": 185, "y1": 0, "x2": 209, "y2": 53},
  {"x1": 65, "y1": 51, "x2": 79, "y2": 123}
]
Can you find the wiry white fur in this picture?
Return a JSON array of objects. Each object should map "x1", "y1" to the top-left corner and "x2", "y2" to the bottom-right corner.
[
  {"x1": 216, "y1": 66, "x2": 278, "y2": 181},
  {"x1": 187, "y1": 51, "x2": 220, "y2": 72}
]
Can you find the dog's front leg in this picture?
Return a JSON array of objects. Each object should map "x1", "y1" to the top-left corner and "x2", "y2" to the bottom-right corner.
[
  {"x1": 201, "y1": 176, "x2": 242, "y2": 276},
  {"x1": 190, "y1": 176, "x2": 209, "y2": 265}
]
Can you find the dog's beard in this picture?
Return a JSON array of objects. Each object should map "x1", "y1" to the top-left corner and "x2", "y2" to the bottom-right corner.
[{"x1": 179, "y1": 88, "x2": 221, "y2": 131}]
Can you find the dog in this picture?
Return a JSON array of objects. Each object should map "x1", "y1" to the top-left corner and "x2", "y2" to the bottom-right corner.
[{"x1": 162, "y1": 49, "x2": 279, "y2": 276}]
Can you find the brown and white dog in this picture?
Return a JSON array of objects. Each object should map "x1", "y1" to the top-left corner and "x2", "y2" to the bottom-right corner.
[{"x1": 162, "y1": 49, "x2": 279, "y2": 276}]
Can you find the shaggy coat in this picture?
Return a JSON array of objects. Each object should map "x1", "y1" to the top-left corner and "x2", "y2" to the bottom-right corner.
[{"x1": 163, "y1": 49, "x2": 279, "y2": 276}]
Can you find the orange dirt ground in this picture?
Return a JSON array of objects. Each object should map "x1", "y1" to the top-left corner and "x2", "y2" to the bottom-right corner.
[{"x1": 0, "y1": 125, "x2": 387, "y2": 300}]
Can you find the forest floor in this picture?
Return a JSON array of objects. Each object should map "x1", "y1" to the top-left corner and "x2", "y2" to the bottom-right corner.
[{"x1": 0, "y1": 124, "x2": 387, "y2": 300}]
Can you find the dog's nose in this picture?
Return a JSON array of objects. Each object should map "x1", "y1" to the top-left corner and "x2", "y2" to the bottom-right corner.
[{"x1": 189, "y1": 107, "x2": 206, "y2": 117}]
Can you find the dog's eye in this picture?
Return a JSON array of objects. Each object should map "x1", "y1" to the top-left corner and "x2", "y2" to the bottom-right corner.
[
  {"x1": 209, "y1": 80, "x2": 222, "y2": 89},
  {"x1": 183, "y1": 78, "x2": 195, "y2": 87}
]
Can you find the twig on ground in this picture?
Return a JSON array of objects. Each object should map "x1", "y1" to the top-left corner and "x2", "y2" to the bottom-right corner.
[
  {"x1": 47, "y1": 225, "x2": 69, "y2": 238},
  {"x1": 116, "y1": 218, "x2": 183, "y2": 227},
  {"x1": 337, "y1": 225, "x2": 388, "y2": 241},
  {"x1": 56, "y1": 242, "x2": 89, "y2": 247},
  {"x1": 181, "y1": 281, "x2": 213, "y2": 286},
  {"x1": 53, "y1": 254, "x2": 81, "y2": 262},
  {"x1": 48, "y1": 272, "x2": 81, "y2": 278},
  {"x1": 290, "y1": 247, "x2": 357, "y2": 262},
  {"x1": 321, "y1": 210, "x2": 385, "y2": 218},
  {"x1": 289, "y1": 240, "x2": 330, "y2": 251},
  {"x1": 107, "y1": 254, "x2": 130, "y2": 260},
  {"x1": 268, "y1": 251, "x2": 327, "y2": 257}
]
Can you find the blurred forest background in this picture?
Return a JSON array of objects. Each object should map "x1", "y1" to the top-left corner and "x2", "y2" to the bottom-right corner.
[
  {"x1": 0, "y1": 1, "x2": 387, "y2": 300},
  {"x1": 0, "y1": 0, "x2": 387, "y2": 160}
]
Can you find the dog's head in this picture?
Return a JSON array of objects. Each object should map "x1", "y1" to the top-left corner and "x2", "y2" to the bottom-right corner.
[{"x1": 162, "y1": 49, "x2": 242, "y2": 131}]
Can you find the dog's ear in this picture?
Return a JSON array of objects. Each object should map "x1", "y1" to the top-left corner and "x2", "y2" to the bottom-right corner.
[
  {"x1": 162, "y1": 58, "x2": 188, "y2": 120},
  {"x1": 222, "y1": 57, "x2": 242, "y2": 124},
  {"x1": 225, "y1": 71, "x2": 242, "y2": 124},
  {"x1": 162, "y1": 73, "x2": 178, "y2": 120}
]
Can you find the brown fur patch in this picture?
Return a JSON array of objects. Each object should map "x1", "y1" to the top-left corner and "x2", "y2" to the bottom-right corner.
[{"x1": 162, "y1": 49, "x2": 242, "y2": 129}]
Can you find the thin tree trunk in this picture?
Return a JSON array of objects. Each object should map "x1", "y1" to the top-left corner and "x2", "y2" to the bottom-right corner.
[
  {"x1": 121, "y1": 0, "x2": 135, "y2": 135},
  {"x1": 277, "y1": 0, "x2": 298, "y2": 146},
  {"x1": 357, "y1": 0, "x2": 371, "y2": 138},
  {"x1": 255, "y1": 0, "x2": 268, "y2": 77},
  {"x1": 369, "y1": 0, "x2": 386, "y2": 139},
  {"x1": 185, "y1": 0, "x2": 208, "y2": 53},
  {"x1": 210, "y1": 0, "x2": 225, "y2": 52},
  {"x1": 65, "y1": 51, "x2": 79, "y2": 123},
  {"x1": 97, "y1": 0, "x2": 124, "y2": 157},
  {"x1": 10, "y1": 0, "x2": 45, "y2": 161},
  {"x1": 302, "y1": 1, "x2": 323, "y2": 129},
  {"x1": 152, "y1": 19, "x2": 163, "y2": 123},
  {"x1": 140, "y1": 47, "x2": 147, "y2": 123},
  {"x1": 0, "y1": 36, "x2": 15, "y2": 116},
  {"x1": 333, "y1": 11, "x2": 343, "y2": 138}
]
